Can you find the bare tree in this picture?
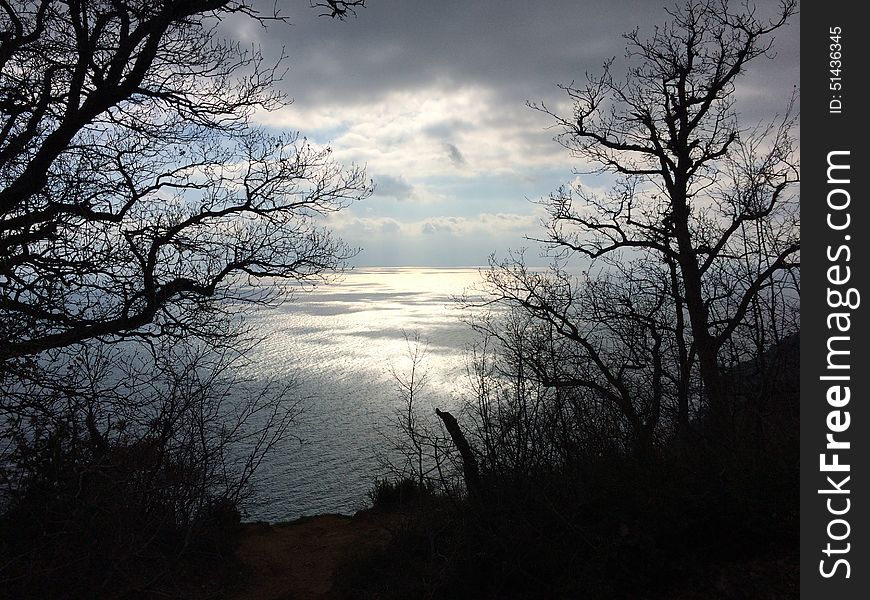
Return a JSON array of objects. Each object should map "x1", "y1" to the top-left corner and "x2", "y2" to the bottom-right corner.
[
  {"x1": 518, "y1": 0, "x2": 799, "y2": 432},
  {"x1": 466, "y1": 254, "x2": 669, "y2": 458},
  {"x1": 0, "y1": 2, "x2": 368, "y2": 593},
  {"x1": 377, "y1": 332, "x2": 462, "y2": 502},
  {"x1": 389, "y1": 332, "x2": 432, "y2": 490},
  {"x1": 0, "y1": 0, "x2": 372, "y2": 364},
  {"x1": 0, "y1": 323, "x2": 301, "y2": 596}
]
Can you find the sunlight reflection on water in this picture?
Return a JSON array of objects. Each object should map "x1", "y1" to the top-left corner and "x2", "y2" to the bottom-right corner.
[{"x1": 239, "y1": 267, "x2": 485, "y2": 522}]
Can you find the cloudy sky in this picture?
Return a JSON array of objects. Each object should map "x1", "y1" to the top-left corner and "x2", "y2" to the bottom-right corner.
[{"x1": 234, "y1": 1, "x2": 799, "y2": 267}]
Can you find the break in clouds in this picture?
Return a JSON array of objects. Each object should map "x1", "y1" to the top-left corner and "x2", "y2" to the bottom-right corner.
[{"x1": 231, "y1": 0, "x2": 800, "y2": 266}]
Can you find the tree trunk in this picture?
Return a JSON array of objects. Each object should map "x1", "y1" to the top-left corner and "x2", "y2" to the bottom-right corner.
[
  {"x1": 671, "y1": 184, "x2": 726, "y2": 438},
  {"x1": 435, "y1": 408, "x2": 481, "y2": 497}
]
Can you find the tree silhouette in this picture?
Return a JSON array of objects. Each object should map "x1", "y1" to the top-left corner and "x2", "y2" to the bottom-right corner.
[
  {"x1": 0, "y1": 2, "x2": 368, "y2": 593},
  {"x1": 490, "y1": 0, "x2": 800, "y2": 443},
  {"x1": 0, "y1": 0, "x2": 372, "y2": 363}
]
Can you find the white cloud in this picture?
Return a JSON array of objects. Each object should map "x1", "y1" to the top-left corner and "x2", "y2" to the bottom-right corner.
[
  {"x1": 253, "y1": 83, "x2": 571, "y2": 181},
  {"x1": 328, "y1": 209, "x2": 544, "y2": 240},
  {"x1": 335, "y1": 216, "x2": 405, "y2": 236}
]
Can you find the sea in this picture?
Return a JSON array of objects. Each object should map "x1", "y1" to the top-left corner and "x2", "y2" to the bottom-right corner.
[{"x1": 237, "y1": 267, "x2": 486, "y2": 522}]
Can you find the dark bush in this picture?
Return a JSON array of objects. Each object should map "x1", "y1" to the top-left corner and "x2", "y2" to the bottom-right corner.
[
  {"x1": 345, "y1": 332, "x2": 799, "y2": 598},
  {"x1": 368, "y1": 477, "x2": 433, "y2": 512},
  {"x1": 0, "y1": 419, "x2": 244, "y2": 600}
]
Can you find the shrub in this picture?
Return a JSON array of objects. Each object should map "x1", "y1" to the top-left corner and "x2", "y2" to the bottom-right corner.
[
  {"x1": 0, "y1": 419, "x2": 244, "y2": 599},
  {"x1": 368, "y1": 477, "x2": 432, "y2": 512},
  {"x1": 0, "y1": 335, "x2": 295, "y2": 598}
]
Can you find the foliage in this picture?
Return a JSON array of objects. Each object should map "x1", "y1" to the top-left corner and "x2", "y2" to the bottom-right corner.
[{"x1": 368, "y1": 477, "x2": 433, "y2": 512}]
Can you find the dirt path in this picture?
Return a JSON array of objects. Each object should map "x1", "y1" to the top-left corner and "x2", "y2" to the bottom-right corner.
[{"x1": 230, "y1": 511, "x2": 404, "y2": 600}]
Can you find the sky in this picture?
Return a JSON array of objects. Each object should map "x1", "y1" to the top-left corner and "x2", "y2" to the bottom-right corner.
[{"x1": 232, "y1": 1, "x2": 800, "y2": 267}]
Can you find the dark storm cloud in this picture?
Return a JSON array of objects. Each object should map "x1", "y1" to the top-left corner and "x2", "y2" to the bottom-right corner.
[
  {"x1": 229, "y1": 0, "x2": 799, "y2": 267},
  {"x1": 243, "y1": 0, "x2": 798, "y2": 119}
]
